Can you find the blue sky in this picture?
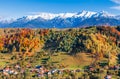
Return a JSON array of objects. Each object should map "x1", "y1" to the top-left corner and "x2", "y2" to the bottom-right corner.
[{"x1": 0, "y1": 0, "x2": 120, "y2": 19}]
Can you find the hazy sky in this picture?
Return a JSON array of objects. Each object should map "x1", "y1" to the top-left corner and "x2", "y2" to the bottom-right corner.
[{"x1": 0, "y1": 0, "x2": 120, "y2": 19}]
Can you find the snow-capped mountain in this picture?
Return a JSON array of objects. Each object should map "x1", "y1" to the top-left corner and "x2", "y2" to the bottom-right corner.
[
  {"x1": 74, "y1": 11, "x2": 96, "y2": 18},
  {"x1": 0, "y1": 11, "x2": 120, "y2": 28},
  {"x1": 26, "y1": 11, "x2": 97, "y2": 20},
  {"x1": 26, "y1": 12, "x2": 76, "y2": 20},
  {"x1": 25, "y1": 11, "x2": 115, "y2": 20},
  {"x1": 92, "y1": 11, "x2": 115, "y2": 18}
]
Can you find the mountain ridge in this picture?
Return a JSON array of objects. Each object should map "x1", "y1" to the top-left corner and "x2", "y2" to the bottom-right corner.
[{"x1": 0, "y1": 11, "x2": 120, "y2": 28}]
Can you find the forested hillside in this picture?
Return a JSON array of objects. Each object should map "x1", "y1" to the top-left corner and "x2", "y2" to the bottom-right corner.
[
  {"x1": 0, "y1": 26, "x2": 120, "y2": 78},
  {"x1": 0, "y1": 26, "x2": 119, "y2": 65},
  {"x1": 0, "y1": 26, "x2": 120, "y2": 59}
]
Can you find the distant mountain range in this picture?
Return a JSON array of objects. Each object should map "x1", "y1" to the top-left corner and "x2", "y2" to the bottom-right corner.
[{"x1": 0, "y1": 11, "x2": 120, "y2": 28}]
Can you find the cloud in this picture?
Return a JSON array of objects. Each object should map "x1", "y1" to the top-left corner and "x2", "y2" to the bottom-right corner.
[
  {"x1": 111, "y1": 6, "x2": 120, "y2": 10},
  {"x1": 110, "y1": 0, "x2": 120, "y2": 10},
  {"x1": 111, "y1": 0, "x2": 120, "y2": 4}
]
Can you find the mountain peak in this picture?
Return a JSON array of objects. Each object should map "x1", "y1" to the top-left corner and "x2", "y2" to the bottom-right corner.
[
  {"x1": 26, "y1": 12, "x2": 77, "y2": 20},
  {"x1": 76, "y1": 10, "x2": 96, "y2": 18},
  {"x1": 93, "y1": 11, "x2": 115, "y2": 18},
  {"x1": 26, "y1": 12, "x2": 56, "y2": 20},
  {"x1": 26, "y1": 10, "x2": 98, "y2": 20}
]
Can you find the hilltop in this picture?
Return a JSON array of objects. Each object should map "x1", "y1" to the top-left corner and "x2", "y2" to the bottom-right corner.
[{"x1": 0, "y1": 26, "x2": 120, "y2": 66}]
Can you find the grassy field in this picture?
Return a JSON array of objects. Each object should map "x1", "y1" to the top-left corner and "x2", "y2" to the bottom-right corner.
[{"x1": 0, "y1": 51, "x2": 119, "y2": 79}]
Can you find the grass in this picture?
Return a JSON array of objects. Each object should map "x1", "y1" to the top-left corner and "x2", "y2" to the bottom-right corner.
[
  {"x1": 0, "y1": 53, "x2": 14, "y2": 68},
  {"x1": 45, "y1": 52, "x2": 94, "y2": 69},
  {"x1": 0, "y1": 52, "x2": 94, "y2": 69}
]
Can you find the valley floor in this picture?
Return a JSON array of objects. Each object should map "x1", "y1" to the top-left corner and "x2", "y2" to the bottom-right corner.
[{"x1": 0, "y1": 52, "x2": 119, "y2": 79}]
